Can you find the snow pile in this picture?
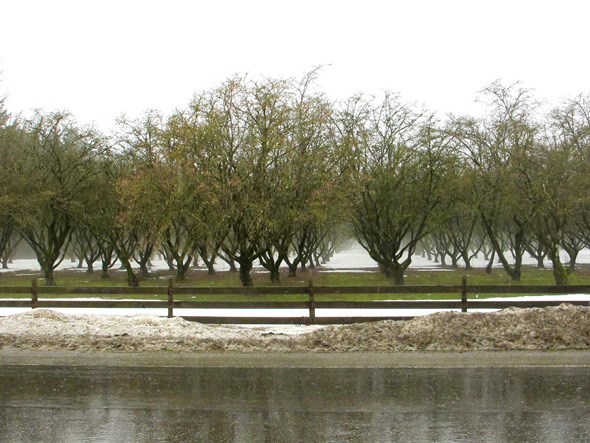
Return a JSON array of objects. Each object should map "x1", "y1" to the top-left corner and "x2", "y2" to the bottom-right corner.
[
  {"x1": 0, "y1": 310, "x2": 296, "y2": 352},
  {"x1": 1, "y1": 304, "x2": 589, "y2": 352}
]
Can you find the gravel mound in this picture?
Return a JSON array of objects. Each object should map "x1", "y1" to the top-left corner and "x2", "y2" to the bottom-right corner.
[{"x1": 1, "y1": 304, "x2": 589, "y2": 352}]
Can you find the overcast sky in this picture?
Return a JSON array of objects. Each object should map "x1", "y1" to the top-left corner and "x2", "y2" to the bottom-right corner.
[{"x1": 1, "y1": 0, "x2": 588, "y2": 131}]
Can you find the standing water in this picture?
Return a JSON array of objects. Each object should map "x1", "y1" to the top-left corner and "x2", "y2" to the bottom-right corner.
[{"x1": 1, "y1": 364, "x2": 589, "y2": 442}]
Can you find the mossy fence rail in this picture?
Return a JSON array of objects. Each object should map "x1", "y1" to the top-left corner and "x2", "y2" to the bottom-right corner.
[{"x1": 1, "y1": 278, "x2": 589, "y2": 325}]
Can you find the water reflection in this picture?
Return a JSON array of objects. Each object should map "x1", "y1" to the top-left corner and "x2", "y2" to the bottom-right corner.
[{"x1": 1, "y1": 365, "x2": 589, "y2": 442}]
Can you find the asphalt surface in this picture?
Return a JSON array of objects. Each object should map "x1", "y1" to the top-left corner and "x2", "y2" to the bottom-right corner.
[{"x1": 1, "y1": 349, "x2": 590, "y2": 368}]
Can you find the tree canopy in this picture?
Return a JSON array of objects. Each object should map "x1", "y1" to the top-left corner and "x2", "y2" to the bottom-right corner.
[{"x1": 1, "y1": 77, "x2": 589, "y2": 286}]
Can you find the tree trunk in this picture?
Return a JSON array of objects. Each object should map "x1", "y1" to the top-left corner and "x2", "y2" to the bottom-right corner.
[
  {"x1": 287, "y1": 263, "x2": 298, "y2": 278},
  {"x1": 176, "y1": 258, "x2": 192, "y2": 281},
  {"x1": 139, "y1": 262, "x2": 150, "y2": 278},
  {"x1": 270, "y1": 269, "x2": 280, "y2": 284},
  {"x1": 100, "y1": 256, "x2": 112, "y2": 278},
  {"x1": 552, "y1": 257, "x2": 569, "y2": 286},
  {"x1": 239, "y1": 261, "x2": 253, "y2": 287},
  {"x1": 43, "y1": 267, "x2": 56, "y2": 286},
  {"x1": 176, "y1": 266, "x2": 188, "y2": 281},
  {"x1": 259, "y1": 249, "x2": 286, "y2": 284},
  {"x1": 285, "y1": 256, "x2": 300, "y2": 278},
  {"x1": 127, "y1": 267, "x2": 139, "y2": 287},
  {"x1": 511, "y1": 252, "x2": 522, "y2": 282},
  {"x1": 485, "y1": 249, "x2": 495, "y2": 274},
  {"x1": 86, "y1": 261, "x2": 94, "y2": 273},
  {"x1": 202, "y1": 257, "x2": 216, "y2": 275},
  {"x1": 544, "y1": 245, "x2": 569, "y2": 285},
  {"x1": 119, "y1": 255, "x2": 139, "y2": 287},
  {"x1": 481, "y1": 217, "x2": 523, "y2": 281},
  {"x1": 461, "y1": 252, "x2": 472, "y2": 270},
  {"x1": 567, "y1": 250, "x2": 578, "y2": 273},
  {"x1": 383, "y1": 263, "x2": 405, "y2": 285}
]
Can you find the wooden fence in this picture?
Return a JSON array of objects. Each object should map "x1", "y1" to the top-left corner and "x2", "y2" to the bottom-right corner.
[{"x1": 0, "y1": 278, "x2": 589, "y2": 324}]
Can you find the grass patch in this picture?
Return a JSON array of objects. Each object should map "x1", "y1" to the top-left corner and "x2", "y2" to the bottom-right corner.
[{"x1": 1, "y1": 263, "x2": 590, "y2": 302}]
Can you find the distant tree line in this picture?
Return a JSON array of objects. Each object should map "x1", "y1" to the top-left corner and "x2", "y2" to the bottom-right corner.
[{"x1": 0, "y1": 74, "x2": 589, "y2": 286}]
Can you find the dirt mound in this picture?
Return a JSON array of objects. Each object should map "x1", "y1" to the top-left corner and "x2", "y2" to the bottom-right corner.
[
  {"x1": 303, "y1": 304, "x2": 590, "y2": 351},
  {"x1": 1, "y1": 304, "x2": 589, "y2": 352}
]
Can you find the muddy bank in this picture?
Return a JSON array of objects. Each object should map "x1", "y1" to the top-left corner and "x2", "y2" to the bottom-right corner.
[{"x1": 1, "y1": 304, "x2": 589, "y2": 353}]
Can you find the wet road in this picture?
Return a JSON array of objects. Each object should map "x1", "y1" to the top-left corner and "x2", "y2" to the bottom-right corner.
[{"x1": 1, "y1": 356, "x2": 589, "y2": 442}]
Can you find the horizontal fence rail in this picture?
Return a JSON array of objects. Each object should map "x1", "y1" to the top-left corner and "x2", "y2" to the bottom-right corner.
[{"x1": 0, "y1": 278, "x2": 589, "y2": 324}]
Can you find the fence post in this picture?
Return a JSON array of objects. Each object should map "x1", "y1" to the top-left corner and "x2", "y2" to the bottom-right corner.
[
  {"x1": 460, "y1": 276, "x2": 468, "y2": 313},
  {"x1": 167, "y1": 279, "x2": 174, "y2": 318},
  {"x1": 31, "y1": 279, "x2": 39, "y2": 309},
  {"x1": 307, "y1": 279, "x2": 315, "y2": 325}
]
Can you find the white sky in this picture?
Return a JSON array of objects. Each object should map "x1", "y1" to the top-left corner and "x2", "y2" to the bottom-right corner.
[{"x1": 1, "y1": 0, "x2": 588, "y2": 131}]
